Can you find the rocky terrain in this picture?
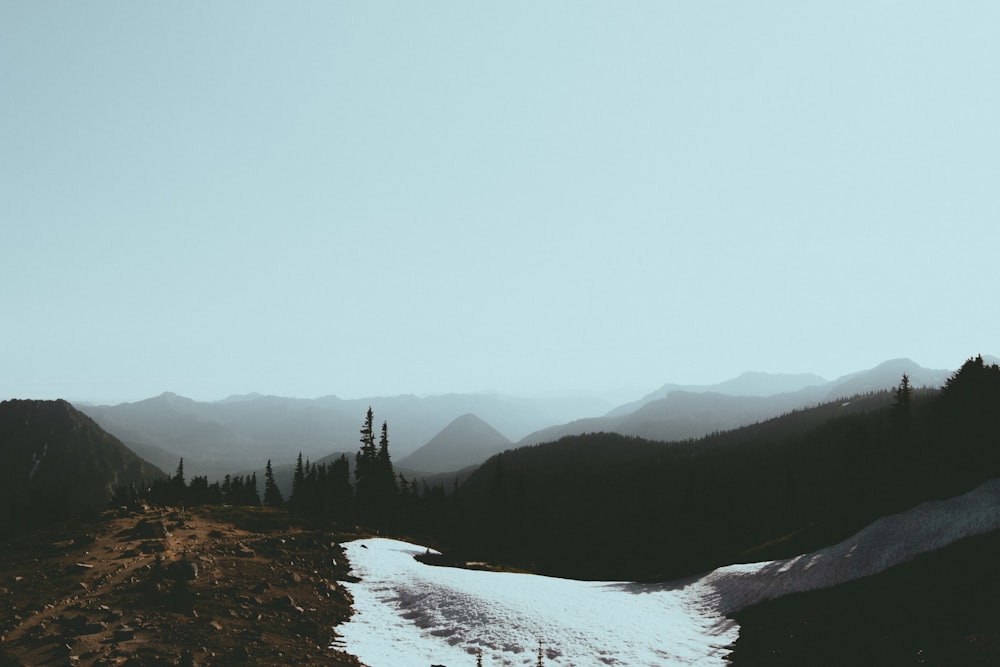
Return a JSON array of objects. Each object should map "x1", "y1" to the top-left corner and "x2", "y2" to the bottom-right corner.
[{"x1": 0, "y1": 505, "x2": 362, "y2": 666}]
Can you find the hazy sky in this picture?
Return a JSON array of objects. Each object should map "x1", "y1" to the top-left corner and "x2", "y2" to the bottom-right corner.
[{"x1": 2, "y1": 3, "x2": 998, "y2": 404}]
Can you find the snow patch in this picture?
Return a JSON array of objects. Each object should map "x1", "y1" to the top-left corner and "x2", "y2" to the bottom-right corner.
[
  {"x1": 701, "y1": 477, "x2": 1000, "y2": 614},
  {"x1": 29, "y1": 442, "x2": 48, "y2": 480},
  {"x1": 339, "y1": 478, "x2": 1000, "y2": 666},
  {"x1": 339, "y1": 540, "x2": 736, "y2": 666}
]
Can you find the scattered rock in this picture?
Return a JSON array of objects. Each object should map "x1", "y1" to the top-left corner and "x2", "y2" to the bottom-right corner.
[
  {"x1": 133, "y1": 518, "x2": 168, "y2": 540},
  {"x1": 139, "y1": 540, "x2": 167, "y2": 554},
  {"x1": 72, "y1": 534, "x2": 97, "y2": 547},
  {"x1": 1, "y1": 509, "x2": 358, "y2": 667},
  {"x1": 167, "y1": 558, "x2": 198, "y2": 581},
  {"x1": 272, "y1": 594, "x2": 304, "y2": 614},
  {"x1": 235, "y1": 544, "x2": 255, "y2": 558},
  {"x1": 58, "y1": 615, "x2": 105, "y2": 636}
]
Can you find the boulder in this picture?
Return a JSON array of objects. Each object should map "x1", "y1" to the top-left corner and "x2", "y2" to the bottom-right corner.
[
  {"x1": 133, "y1": 519, "x2": 168, "y2": 540},
  {"x1": 166, "y1": 559, "x2": 198, "y2": 581},
  {"x1": 235, "y1": 544, "x2": 255, "y2": 558}
]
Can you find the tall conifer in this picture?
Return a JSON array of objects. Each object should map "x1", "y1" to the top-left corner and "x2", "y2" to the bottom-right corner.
[{"x1": 263, "y1": 459, "x2": 284, "y2": 507}]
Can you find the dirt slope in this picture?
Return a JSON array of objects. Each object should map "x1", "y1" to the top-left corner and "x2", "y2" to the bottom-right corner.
[{"x1": 0, "y1": 505, "x2": 363, "y2": 666}]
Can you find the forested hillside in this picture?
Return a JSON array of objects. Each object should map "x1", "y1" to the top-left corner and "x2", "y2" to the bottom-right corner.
[
  {"x1": 67, "y1": 356, "x2": 1000, "y2": 589},
  {"x1": 450, "y1": 356, "x2": 1000, "y2": 580},
  {"x1": 0, "y1": 399, "x2": 166, "y2": 534}
]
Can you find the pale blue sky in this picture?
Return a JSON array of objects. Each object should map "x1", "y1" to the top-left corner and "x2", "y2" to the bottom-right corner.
[{"x1": 2, "y1": 2, "x2": 998, "y2": 404}]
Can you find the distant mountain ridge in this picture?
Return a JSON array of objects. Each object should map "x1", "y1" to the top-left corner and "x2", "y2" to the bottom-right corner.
[
  {"x1": 399, "y1": 414, "x2": 512, "y2": 474},
  {"x1": 77, "y1": 392, "x2": 610, "y2": 481},
  {"x1": 520, "y1": 358, "x2": 955, "y2": 447},
  {"x1": 607, "y1": 371, "x2": 828, "y2": 416},
  {"x1": 73, "y1": 357, "x2": 975, "y2": 482}
]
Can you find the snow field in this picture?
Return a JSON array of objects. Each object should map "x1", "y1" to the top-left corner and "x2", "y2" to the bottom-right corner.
[
  {"x1": 339, "y1": 539, "x2": 736, "y2": 666},
  {"x1": 339, "y1": 478, "x2": 1000, "y2": 666}
]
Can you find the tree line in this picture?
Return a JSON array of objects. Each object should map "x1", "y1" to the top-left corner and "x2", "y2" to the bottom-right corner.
[
  {"x1": 449, "y1": 356, "x2": 1000, "y2": 580},
  {"x1": 111, "y1": 355, "x2": 1000, "y2": 584},
  {"x1": 112, "y1": 405, "x2": 459, "y2": 544}
]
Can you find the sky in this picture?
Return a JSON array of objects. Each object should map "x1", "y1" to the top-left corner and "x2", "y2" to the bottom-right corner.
[{"x1": 2, "y1": 2, "x2": 999, "y2": 405}]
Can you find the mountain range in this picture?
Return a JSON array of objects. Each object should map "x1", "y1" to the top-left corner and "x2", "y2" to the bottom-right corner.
[
  {"x1": 516, "y1": 358, "x2": 955, "y2": 448},
  {"x1": 76, "y1": 392, "x2": 609, "y2": 482},
  {"x1": 73, "y1": 357, "x2": 971, "y2": 481}
]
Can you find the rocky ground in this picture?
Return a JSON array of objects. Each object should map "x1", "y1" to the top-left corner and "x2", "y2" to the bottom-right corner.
[{"x1": 0, "y1": 505, "x2": 364, "y2": 666}]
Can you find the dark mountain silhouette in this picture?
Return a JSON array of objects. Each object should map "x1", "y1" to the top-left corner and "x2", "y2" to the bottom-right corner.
[
  {"x1": 521, "y1": 358, "x2": 954, "y2": 447},
  {"x1": 0, "y1": 399, "x2": 165, "y2": 533},
  {"x1": 399, "y1": 414, "x2": 512, "y2": 474}
]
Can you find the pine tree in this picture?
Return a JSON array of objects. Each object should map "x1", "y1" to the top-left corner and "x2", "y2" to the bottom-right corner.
[
  {"x1": 170, "y1": 458, "x2": 186, "y2": 506},
  {"x1": 248, "y1": 472, "x2": 261, "y2": 506},
  {"x1": 378, "y1": 420, "x2": 398, "y2": 493},
  {"x1": 290, "y1": 452, "x2": 305, "y2": 515},
  {"x1": 263, "y1": 459, "x2": 284, "y2": 508},
  {"x1": 355, "y1": 407, "x2": 378, "y2": 522},
  {"x1": 355, "y1": 409, "x2": 399, "y2": 527},
  {"x1": 378, "y1": 420, "x2": 390, "y2": 466},
  {"x1": 357, "y1": 407, "x2": 377, "y2": 472},
  {"x1": 330, "y1": 454, "x2": 352, "y2": 522},
  {"x1": 894, "y1": 373, "x2": 912, "y2": 415}
]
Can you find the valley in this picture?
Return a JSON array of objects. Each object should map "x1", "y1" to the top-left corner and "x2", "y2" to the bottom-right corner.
[{"x1": 3, "y1": 355, "x2": 1000, "y2": 665}]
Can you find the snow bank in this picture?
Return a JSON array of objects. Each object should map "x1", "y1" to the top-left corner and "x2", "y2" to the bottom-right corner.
[
  {"x1": 338, "y1": 540, "x2": 735, "y2": 666},
  {"x1": 338, "y1": 479, "x2": 1000, "y2": 666},
  {"x1": 701, "y1": 478, "x2": 1000, "y2": 614}
]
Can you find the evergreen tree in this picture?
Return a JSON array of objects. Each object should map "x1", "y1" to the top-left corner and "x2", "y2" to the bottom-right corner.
[
  {"x1": 170, "y1": 458, "x2": 186, "y2": 505},
  {"x1": 355, "y1": 408, "x2": 398, "y2": 527},
  {"x1": 187, "y1": 475, "x2": 210, "y2": 505},
  {"x1": 894, "y1": 373, "x2": 912, "y2": 416},
  {"x1": 290, "y1": 452, "x2": 305, "y2": 515},
  {"x1": 248, "y1": 472, "x2": 261, "y2": 506},
  {"x1": 330, "y1": 454, "x2": 352, "y2": 522},
  {"x1": 378, "y1": 420, "x2": 398, "y2": 495},
  {"x1": 355, "y1": 407, "x2": 379, "y2": 522},
  {"x1": 221, "y1": 474, "x2": 232, "y2": 504},
  {"x1": 263, "y1": 459, "x2": 284, "y2": 508},
  {"x1": 357, "y1": 407, "x2": 377, "y2": 474}
]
